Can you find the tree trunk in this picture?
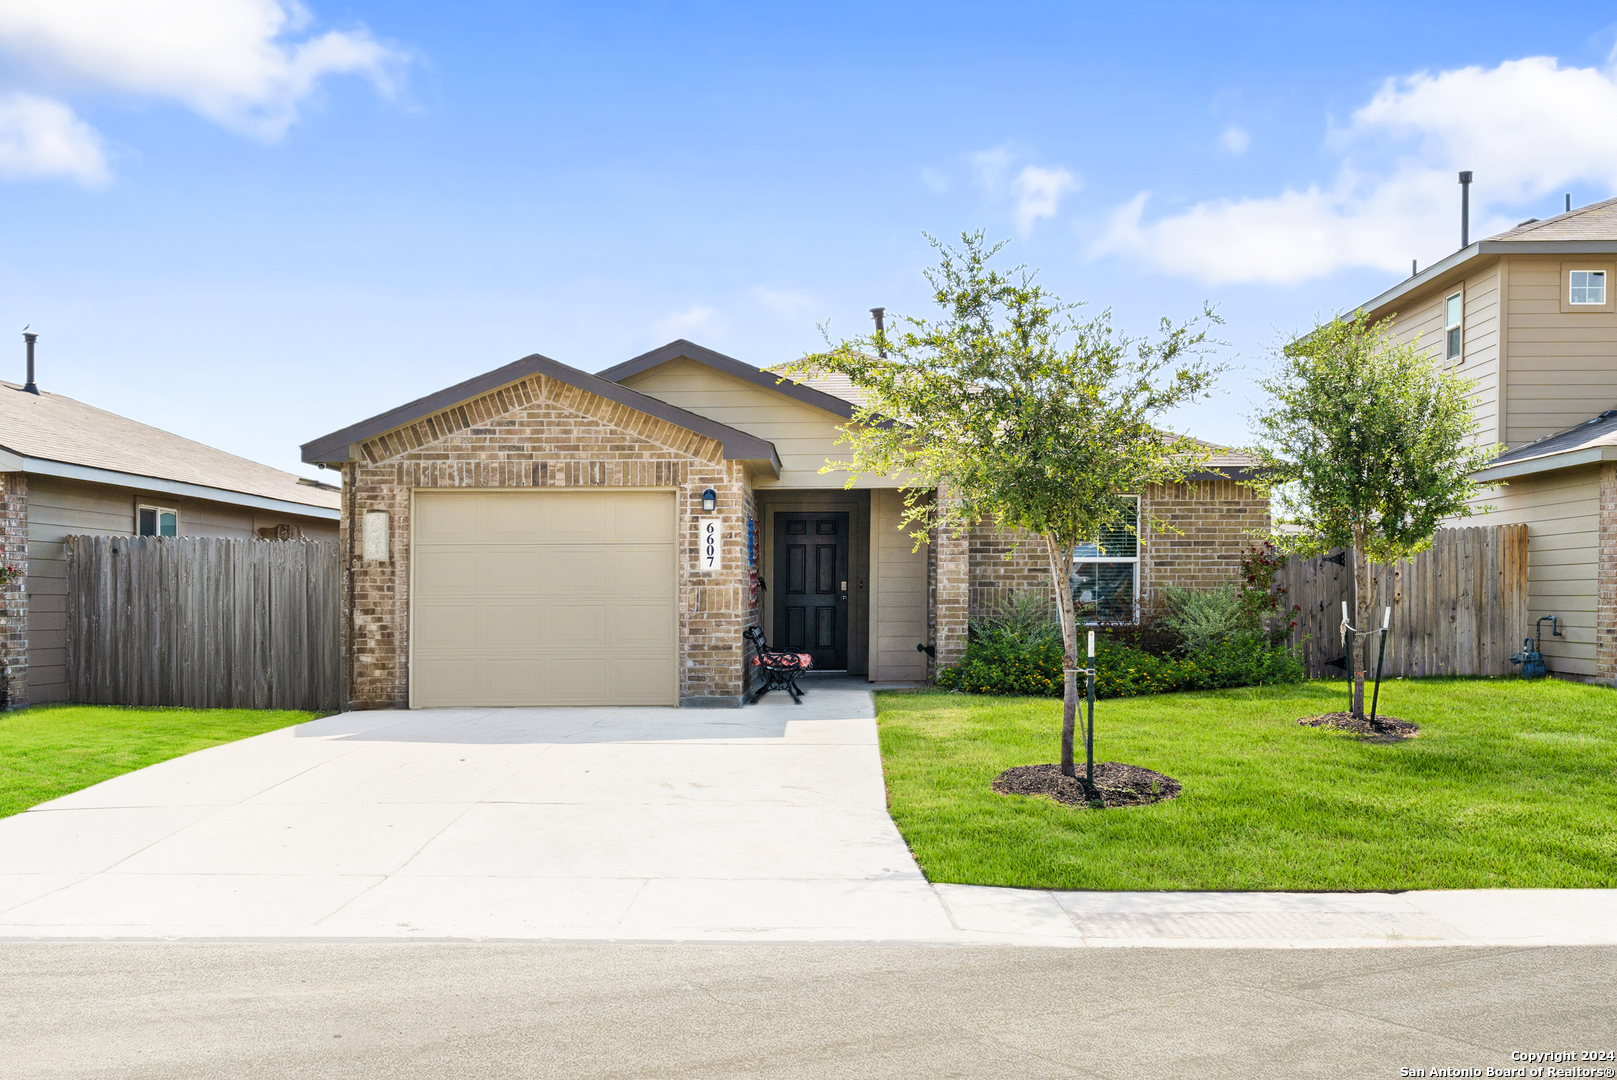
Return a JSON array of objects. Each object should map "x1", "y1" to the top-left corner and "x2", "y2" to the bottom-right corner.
[
  {"x1": 1045, "y1": 534, "x2": 1079, "y2": 777},
  {"x1": 1351, "y1": 523, "x2": 1371, "y2": 720}
]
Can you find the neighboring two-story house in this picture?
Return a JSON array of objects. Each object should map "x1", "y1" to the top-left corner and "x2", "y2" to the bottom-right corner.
[{"x1": 1347, "y1": 199, "x2": 1617, "y2": 683}]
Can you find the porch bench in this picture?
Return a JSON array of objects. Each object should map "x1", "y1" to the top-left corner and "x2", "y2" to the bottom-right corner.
[{"x1": 742, "y1": 625, "x2": 812, "y2": 704}]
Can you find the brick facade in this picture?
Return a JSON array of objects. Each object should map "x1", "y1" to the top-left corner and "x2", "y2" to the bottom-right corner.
[
  {"x1": 964, "y1": 477, "x2": 1272, "y2": 621},
  {"x1": 340, "y1": 373, "x2": 756, "y2": 708},
  {"x1": 1599, "y1": 462, "x2": 1616, "y2": 685},
  {"x1": 0, "y1": 472, "x2": 25, "y2": 709}
]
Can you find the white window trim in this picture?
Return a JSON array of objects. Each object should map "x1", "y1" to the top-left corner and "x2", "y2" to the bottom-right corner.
[
  {"x1": 1568, "y1": 268, "x2": 1607, "y2": 305},
  {"x1": 1444, "y1": 291, "x2": 1463, "y2": 361},
  {"x1": 137, "y1": 504, "x2": 180, "y2": 537},
  {"x1": 1072, "y1": 494, "x2": 1141, "y2": 625}
]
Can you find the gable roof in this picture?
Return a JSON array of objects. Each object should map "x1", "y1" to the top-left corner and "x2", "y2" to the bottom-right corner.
[
  {"x1": 0, "y1": 381, "x2": 339, "y2": 518},
  {"x1": 1474, "y1": 404, "x2": 1617, "y2": 482},
  {"x1": 300, "y1": 351, "x2": 782, "y2": 475},
  {"x1": 1352, "y1": 196, "x2": 1617, "y2": 321},
  {"x1": 598, "y1": 340, "x2": 863, "y2": 420}
]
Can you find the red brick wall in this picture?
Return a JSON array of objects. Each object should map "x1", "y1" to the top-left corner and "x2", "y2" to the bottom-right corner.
[
  {"x1": 342, "y1": 373, "x2": 753, "y2": 708},
  {"x1": 0, "y1": 472, "x2": 25, "y2": 708}
]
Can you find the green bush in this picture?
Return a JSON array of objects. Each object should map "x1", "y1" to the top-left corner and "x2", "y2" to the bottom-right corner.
[
  {"x1": 1160, "y1": 583, "x2": 1244, "y2": 654},
  {"x1": 936, "y1": 630, "x2": 1304, "y2": 699}
]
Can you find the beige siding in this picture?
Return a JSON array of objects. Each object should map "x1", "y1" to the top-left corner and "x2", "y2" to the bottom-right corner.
[
  {"x1": 24, "y1": 473, "x2": 338, "y2": 703},
  {"x1": 1505, "y1": 255, "x2": 1617, "y2": 447},
  {"x1": 1471, "y1": 466, "x2": 1602, "y2": 677},
  {"x1": 621, "y1": 358, "x2": 905, "y2": 488},
  {"x1": 1389, "y1": 259, "x2": 1504, "y2": 448},
  {"x1": 869, "y1": 488, "x2": 928, "y2": 681}
]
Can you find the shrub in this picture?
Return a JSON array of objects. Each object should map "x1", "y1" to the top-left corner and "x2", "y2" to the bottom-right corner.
[
  {"x1": 1160, "y1": 583, "x2": 1244, "y2": 655},
  {"x1": 937, "y1": 630, "x2": 1304, "y2": 699}
]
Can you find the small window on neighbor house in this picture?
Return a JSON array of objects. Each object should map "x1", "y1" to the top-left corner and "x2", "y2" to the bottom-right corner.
[
  {"x1": 1445, "y1": 292, "x2": 1463, "y2": 360},
  {"x1": 1570, "y1": 269, "x2": 1606, "y2": 305},
  {"x1": 1072, "y1": 495, "x2": 1139, "y2": 623},
  {"x1": 137, "y1": 506, "x2": 178, "y2": 537}
]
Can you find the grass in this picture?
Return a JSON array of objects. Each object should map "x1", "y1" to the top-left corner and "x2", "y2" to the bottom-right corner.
[
  {"x1": 876, "y1": 678, "x2": 1617, "y2": 891},
  {"x1": 0, "y1": 705, "x2": 320, "y2": 819}
]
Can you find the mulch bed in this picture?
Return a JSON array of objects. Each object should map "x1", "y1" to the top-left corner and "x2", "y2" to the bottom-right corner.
[
  {"x1": 1298, "y1": 711, "x2": 1420, "y2": 740},
  {"x1": 993, "y1": 762, "x2": 1181, "y2": 809}
]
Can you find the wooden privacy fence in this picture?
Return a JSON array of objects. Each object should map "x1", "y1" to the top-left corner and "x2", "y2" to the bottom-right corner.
[
  {"x1": 66, "y1": 535, "x2": 340, "y2": 711},
  {"x1": 1275, "y1": 524, "x2": 1529, "y2": 678}
]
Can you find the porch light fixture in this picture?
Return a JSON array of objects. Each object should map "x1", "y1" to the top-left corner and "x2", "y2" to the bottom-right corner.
[{"x1": 701, "y1": 488, "x2": 717, "y2": 512}]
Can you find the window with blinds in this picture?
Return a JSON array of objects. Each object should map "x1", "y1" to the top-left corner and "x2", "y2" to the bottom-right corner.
[{"x1": 1071, "y1": 495, "x2": 1139, "y2": 623}]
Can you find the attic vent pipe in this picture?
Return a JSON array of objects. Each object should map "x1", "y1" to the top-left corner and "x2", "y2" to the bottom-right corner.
[
  {"x1": 1458, "y1": 171, "x2": 1472, "y2": 248},
  {"x1": 1566, "y1": 193, "x2": 1572, "y2": 213},
  {"x1": 870, "y1": 307, "x2": 887, "y2": 358},
  {"x1": 22, "y1": 330, "x2": 38, "y2": 395}
]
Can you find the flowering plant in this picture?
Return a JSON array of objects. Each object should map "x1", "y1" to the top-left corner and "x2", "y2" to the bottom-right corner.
[{"x1": 0, "y1": 564, "x2": 19, "y2": 586}]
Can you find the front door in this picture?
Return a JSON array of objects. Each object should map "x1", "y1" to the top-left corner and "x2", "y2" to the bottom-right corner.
[{"x1": 773, "y1": 511, "x2": 849, "y2": 671}]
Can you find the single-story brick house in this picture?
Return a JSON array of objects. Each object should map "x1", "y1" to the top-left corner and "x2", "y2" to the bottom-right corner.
[{"x1": 301, "y1": 341, "x2": 1264, "y2": 708}]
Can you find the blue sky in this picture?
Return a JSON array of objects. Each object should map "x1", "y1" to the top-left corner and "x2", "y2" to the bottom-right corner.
[{"x1": 4, "y1": 1, "x2": 1617, "y2": 477}]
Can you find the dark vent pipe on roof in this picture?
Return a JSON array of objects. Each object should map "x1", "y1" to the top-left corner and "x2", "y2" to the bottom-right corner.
[
  {"x1": 870, "y1": 307, "x2": 887, "y2": 358},
  {"x1": 22, "y1": 330, "x2": 38, "y2": 395},
  {"x1": 1566, "y1": 193, "x2": 1572, "y2": 213},
  {"x1": 1459, "y1": 171, "x2": 1472, "y2": 248}
]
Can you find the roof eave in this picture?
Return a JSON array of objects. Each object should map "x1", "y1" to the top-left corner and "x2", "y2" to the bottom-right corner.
[
  {"x1": 4, "y1": 452, "x2": 340, "y2": 519},
  {"x1": 1473, "y1": 444, "x2": 1617, "y2": 483},
  {"x1": 301, "y1": 352, "x2": 781, "y2": 468},
  {"x1": 1352, "y1": 238, "x2": 1617, "y2": 321}
]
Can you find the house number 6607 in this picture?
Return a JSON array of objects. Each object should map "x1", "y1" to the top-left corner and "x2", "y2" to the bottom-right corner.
[{"x1": 699, "y1": 518, "x2": 722, "y2": 571}]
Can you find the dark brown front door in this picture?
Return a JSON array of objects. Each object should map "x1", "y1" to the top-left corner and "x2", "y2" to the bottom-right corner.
[{"x1": 773, "y1": 512, "x2": 849, "y2": 671}]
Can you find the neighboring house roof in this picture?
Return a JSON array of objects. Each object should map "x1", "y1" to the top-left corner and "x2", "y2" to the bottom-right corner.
[
  {"x1": 1351, "y1": 195, "x2": 1617, "y2": 320},
  {"x1": 0, "y1": 381, "x2": 340, "y2": 519},
  {"x1": 1473, "y1": 405, "x2": 1617, "y2": 482},
  {"x1": 301, "y1": 352, "x2": 783, "y2": 476},
  {"x1": 598, "y1": 340, "x2": 863, "y2": 420}
]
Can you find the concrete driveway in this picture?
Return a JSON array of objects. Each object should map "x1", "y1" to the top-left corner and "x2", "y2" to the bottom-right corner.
[{"x1": 3, "y1": 680, "x2": 1616, "y2": 945}]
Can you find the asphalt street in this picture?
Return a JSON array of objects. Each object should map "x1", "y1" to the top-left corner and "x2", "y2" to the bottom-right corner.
[{"x1": 3, "y1": 943, "x2": 1613, "y2": 1078}]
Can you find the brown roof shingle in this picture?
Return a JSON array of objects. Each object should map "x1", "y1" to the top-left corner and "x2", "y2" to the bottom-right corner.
[
  {"x1": 1488, "y1": 196, "x2": 1617, "y2": 242},
  {"x1": 0, "y1": 381, "x2": 339, "y2": 511}
]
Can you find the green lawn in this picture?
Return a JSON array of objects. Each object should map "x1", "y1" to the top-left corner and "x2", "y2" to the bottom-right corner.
[
  {"x1": 0, "y1": 705, "x2": 320, "y2": 819},
  {"x1": 876, "y1": 678, "x2": 1617, "y2": 891}
]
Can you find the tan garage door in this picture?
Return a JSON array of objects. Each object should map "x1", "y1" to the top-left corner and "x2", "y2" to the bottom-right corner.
[{"x1": 411, "y1": 489, "x2": 677, "y2": 707}]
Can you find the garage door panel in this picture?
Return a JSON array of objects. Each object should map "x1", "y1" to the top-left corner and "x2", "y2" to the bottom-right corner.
[
  {"x1": 611, "y1": 604, "x2": 676, "y2": 649},
  {"x1": 413, "y1": 603, "x2": 478, "y2": 649},
  {"x1": 611, "y1": 549, "x2": 676, "y2": 595},
  {"x1": 482, "y1": 603, "x2": 547, "y2": 649},
  {"x1": 483, "y1": 493, "x2": 547, "y2": 540},
  {"x1": 412, "y1": 490, "x2": 677, "y2": 706},
  {"x1": 613, "y1": 492, "x2": 676, "y2": 543},
  {"x1": 478, "y1": 659, "x2": 545, "y2": 703},
  {"x1": 412, "y1": 659, "x2": 480, "y2": 706},
  {"x1": 413, "y1": 549, "x2": 480, "y2": 596},
  {"x1": 539, "y1": 603, "x2": 608, "y2": 648},
  {"x1": 413, "y1": 495, "x2": 481, "y2": 541}
]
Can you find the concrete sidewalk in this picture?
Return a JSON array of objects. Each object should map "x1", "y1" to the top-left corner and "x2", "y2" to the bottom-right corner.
[{"x1": 1, "y1": 685, "x2": 1613, "y2": 946}]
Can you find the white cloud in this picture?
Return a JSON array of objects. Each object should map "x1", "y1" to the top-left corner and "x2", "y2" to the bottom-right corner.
[
  {"x1": 919, "y1": 166, "x2": 950, "y2": 193},
  {"x1": 0, "y1": 0, "x2": 407, "y2": 161},
  {"x1": 1095, "y1": 56, "x2": 1617, "y2": 285},
  {"x1": 1011, "y1": 164, "x2": 1079, "y2": 237},
  {"x1": 752, "y1": 286, "x2": 818, "y2": 317},
  {"x1": 0, "y1": 92, "x2": 108, "y2": 184},
  {"x1": 1220, "y1": 125, "x2": 1250, "y2": 156},
  {"x1": 655, "y1": 305, "x2": 717, "y2": 339},
  {"x1": 969, "y1": 145, "x2": 1015, "y2": 193}
]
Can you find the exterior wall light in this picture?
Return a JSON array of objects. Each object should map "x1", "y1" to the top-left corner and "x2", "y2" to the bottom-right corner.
[{"x1": 701, "y1": 488, "x2": 717, "y2": 512}]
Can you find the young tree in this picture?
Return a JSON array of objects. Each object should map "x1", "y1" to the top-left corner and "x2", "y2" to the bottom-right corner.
[
  {"x1": 1249, "y1": 311, "x2": 1498, "y2": 712},
  {"x1": 785, "y1": 233, "x2": 1222, "y2": 784}
]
